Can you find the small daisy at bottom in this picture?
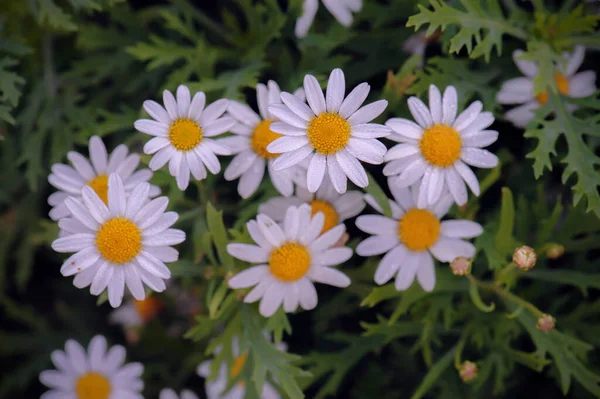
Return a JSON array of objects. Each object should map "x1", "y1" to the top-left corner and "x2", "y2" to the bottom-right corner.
[
  {"x1": 39, "y1": 335, "x2": 143, "y2": 399},
  {"x1": 227, "y1": 204, "x2": 352, "y2": 317},
  {"x1": 355, "y1": 180, "x2": 483, "y2": 291},
  {"x1": 159, "y1": 388, "x2": 199, "y2": 399}
]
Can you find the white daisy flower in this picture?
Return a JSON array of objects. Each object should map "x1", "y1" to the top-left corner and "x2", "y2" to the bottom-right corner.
[
  {"x1": 39, "y1": 335, "x2": 143, "y2": 399},
  {"x1": 355, "y1": 181, "x2": 483, "y2": 291},
  {"x1": 220, "y1": 81, "x2": 307, "y2": 198},
  {"x1": 266, "y1": 68, "x2": 391, "y2": 194},
  {"x1": 160, "y1": 388, "x2": 199, "y2": 399},
  {"x1": 296, "y1": 0, "x2": 363, "y2": 38},
  {"x1": 48, "y1": 135, "x2": 159, "y2": 221},
  {"x1": 384, "y1": 84, "x2": 499, "y2": 207},
  {"x1": 51, "y1": 173, "x2": 186, "y2": 308},
  {"x1": 197, "y1": 335, "x2": 284, "y2": 399},
  {"x1": 258, "y1": 175, "x2": 365, "y2": 234},
  {"x1": 109, "y1": 295, "x2": 162, "y2": 329},
  {"x1": 134, "y1": 85, "x2": 235, "y2": 190},
  {"x1": 497, "y1": 45, "x2": 597, "y2": 128},
  {"x1": 227, "y1": 204, "x2": 352, "y2": 317}
]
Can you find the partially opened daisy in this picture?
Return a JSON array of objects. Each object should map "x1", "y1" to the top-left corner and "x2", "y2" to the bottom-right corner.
[
  {"x1": 496, "y1": 45, "x2": 597, "y2": 128},
  {"x1": 40, "y1": 335, "x2": 143, "y2": 399},
  {"x1": 295, "y1": 0, "x2": 362, "y2": 38},
  {"x1": 267, "y1": 68, "x2": 390, "y2": 194},
  {"x1": 197, "y1": 335, "x2": 284, "y2": 399},
  {"x1": 51, "y1": 173, "x2": 185, "y2": 307},
  {"x1": 134, "y1": 85, "x2": 235, "y2": 190},
  {"x1": 227, "y1": 204, "x2": 351, "y2": 317},
  {"x1": 356, "y1": 181, "x2": 483, "y2": 291},
  {"x1": 384, "y1": 84, "x2": 498, "y2": 207},
  {"x1": 160, "y1": 388, "x2": 199, "y2": 399},
  {"x1": 109, "y1": 295, "x2": 162, "y2": 329},
  {"x1": 258, "y1": 175, "x2": 365, "y2": 234},
  {"x1": 221, "y1": 81, "x2": 306, "y2": 198},
  {"x1": 48, "y1": 135, "x2": 159, "y2": 221}
]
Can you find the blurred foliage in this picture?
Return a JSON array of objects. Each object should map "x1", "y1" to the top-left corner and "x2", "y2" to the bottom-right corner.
[{"x1": 1, "y1": 0, "x2": 600, "y2": 398}]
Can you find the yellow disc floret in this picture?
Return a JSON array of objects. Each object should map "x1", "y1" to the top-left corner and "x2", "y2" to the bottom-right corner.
[
  {"x1": 536, "y1": 73, "x2": 570, "y2": 105},
  {"x1": 75, "y1": 372, "x2": 111, "y2": 399},
  {"x1": 310, "y1": 200, "x2": 339, "y2": 234},
  {"x1": 251, "y1": 120, "x2": 281, "y2": 159},
  {"x1": 269, "y1": 242, "x2": 311, "y2": 282},
  {"x1": 96, "y1": 218, "x2": 142, "y2": 264},
  {"x1": 88, "y1": 174, "x2": 109, "y2": 204},
  {"x1": 398, "y1": 209, "x2": 440, "y2": 251},
  {"x1": 307, "y1": 112, "x2": 351, "y2": 155},
  {"x1": 230, "y1": 352, "x2": 248, "y2": 379},
  {"x1": 420, "y1": 124, "x2": 462, "y2": 168},
  {"x1": 169, "y1": 118, "x2": 203, "y2": 151}
]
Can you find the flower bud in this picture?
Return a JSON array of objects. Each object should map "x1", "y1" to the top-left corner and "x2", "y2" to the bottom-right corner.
[
  {"x1": 546, "y1": 243, "x2": 564, "y2": 260},
  {"x1": 334, "y1": 232, "x2": 350, "y2": 248},
  {"x1": 459, "y1": 361, "x2": 478, "y2": 382},
  {"x1": 512, "y1": 245, "x2": 537, "y2": 271},
  {"x1": 536, "y1": 314, "x2": 555, "y2": 333},
  {"x1": 450, "y1": 257, "x2": 471, "y2": 276}
]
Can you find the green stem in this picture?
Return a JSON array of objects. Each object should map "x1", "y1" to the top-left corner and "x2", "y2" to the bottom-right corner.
[
  {"x1": 531, "y1": 0, "x2": 545, "y2": 13},
  {"x1": 454, "y1": 323, "x2": 474, "y2": 368},
  {"x1": 470, "y1": 276, "x2": 545, "y2": 318}
]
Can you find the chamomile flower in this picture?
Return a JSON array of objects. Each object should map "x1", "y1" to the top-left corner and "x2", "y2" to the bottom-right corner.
[
  {"x1": 356, "y1": 181, "x2": 483, "y2": 291},
  {"x1": 497, "y1": 46, "x2": 596, "y2": 128},
  {"x1": 295, "y1": 0, "x2": 362, "y2": 38},
  {"x1": 134, "y1": 85, "x2": 235, "y2": 190},
  {"x1": 258, "y1": 175, "x2": 365, "y2": 234},
  {"x1": 48, "y1": 135, "x2": 159, "y2": 221},
  {"x1": 160, "y1": 388, "x2": 199, "y2": 399},
  {"x1": 39, "y1": 335, "x2": 143, "y2": 399},
  {"x1": 51, "y1": 173, "x2": 185, "y2": 308},
  {"x1": 221, "y1": 81, "x2": 306, "y2": 198},
  {"x1": 197, "y1": 335, "x2": 284, "y2": 399},
  {"x1": 384, "y1": 84, "x2": 498, "y2": 207},
  {"x1": 267, "y1": 68, "x2": 390, "y2": 194},
  {"x1": 109, "y1": 296, "x2": 162, "y2": 329},
  {"x1": 227, "y1": 204, "x2": 351, "y2": 317}
]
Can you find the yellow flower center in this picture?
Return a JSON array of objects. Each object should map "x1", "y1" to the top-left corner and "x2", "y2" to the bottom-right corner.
[
  {"x1": 419, "y1": 124, "x2": 462, "y2": 168},
  {"x1": 536, "y1": 73, "x2": 570, "y2": 105},
  {"x1": 75, "y1": 372, "x2": 111, "y2": 399},
  {"x1": 88, "y1": 174, "x2": 109, "y2": 204},
  {"x1": 133, "y1": 296, "x2": 161, "y2": 322},
  {"x1": 169, "y1": 118, "x2": 203, "y2": 151},
  {"x1": 269, "y1": 242, "x2": 311, "y2": 282},
  {"x1": 398, "y1": 209, "x2": 440, "y2": 251},
  {"x1": 310, "y1": 200, "x2": 339, "y2": 234},
  {"x1": 307, "y1": 112, "x2": 351, "y2": 155},
  {"x1": 96, "y1": 218, "x2": 142, "y2": 264},
  {"x1": 230, "y1": 352, "x2": 248, "y2": 379},
  {"x1": 251, "y1": 119, "x2": 281, "y2": 159}
]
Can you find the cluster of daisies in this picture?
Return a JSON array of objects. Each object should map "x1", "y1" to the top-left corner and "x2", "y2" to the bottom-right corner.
[{"x1": 44, "y1": 38, "x2": 595, "y2": 395}]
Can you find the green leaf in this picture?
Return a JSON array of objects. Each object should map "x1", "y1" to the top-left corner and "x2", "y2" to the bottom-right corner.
[
  {"x1": 0, "y1": 57, "x2": 25, "y2": 124},
  {"x1": 495, "y1": 187, "x2": 515, "y2": 256},
  {"x1": 206, "y1": 202, "x2": 234, "y2": 270},
  {"x1": 364, "y1": 172, "x2": 392, "y2": 218},
  {"x1": 411, "y1": 346, "x2": 456, "y2": 399},
  {"x1": 522, "y1": 270, "x2": 600, "y2": 297},
  {"x1": 406, "y1": 0, "x2": 527, "y2": 62}
]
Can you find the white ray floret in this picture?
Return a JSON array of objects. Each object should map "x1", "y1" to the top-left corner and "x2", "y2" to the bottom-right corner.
[
  {"x1": 267, "y1": 68, "x2": 391, "y2": 194},
  {"x1": 227, "y1": 204, "x2": 352, "y2": 317},
  {"x1": 51, "y1": 173, "x2": 185, "y2": 308},
  {"x1": 295, "y1": 0, "x2": 363, "y2": 38},
  {"x1": 355, "y1": 180, "x2": 483, "y2": 292},
  {"x1": 39, "y1": 335, "x2": 143, "y2": 399},
  {"x1": 48, "y1": 135, "x2": 159, "y2": 221},
  {"x1": 497, "y1": 45, "x2": 596, "y2": 128},
  {"x1": 134, "y1": 85, "x2": 235, "y2": 190},
  {"x1": 221, "y1": 81, "x2": 306, "y2": 198},
  {"x1": 160, "y1": 388, "x2": 199, "y2": 399},
  {"x1": 384, "y1": 84, "x2": 499, "y2": 207}
]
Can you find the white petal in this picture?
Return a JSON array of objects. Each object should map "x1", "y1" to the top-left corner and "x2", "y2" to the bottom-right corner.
[
  {"x1": 268, "y1": 80, "x2": 282, "y2": 108},
  {"x1": 384, "y1": 143, "x2": 419, "y2": 162},
  {"x1": 383, "y1": 154, "x2": 420, "y2": 176},
  {"x1": 429, "y1": 237, "x2": 475, "y2": 262},
  {"x1": 460, "y1": 112, "x2": 495, "y2": 136},
  {"x1": 228, "y1": 265, "x2": 269, "y2": 288},
  {"x1": 428, "y1": 85, "x2": 442, "y2": 123},
  {"x1": 283, "y1": 283, "x2": 300, "y2": 313},
  {"x1": 244, "y1": 275, "x2": 275, "y2": 303},
  {"x1": 195, "y1": 145, "x2": 221, "y2": 174},
  {"x1": 144, "y1": 246, "x2": 179, "y2": 263},
  {"x1": 134, "y1": 197, "x2": 168, "y2": 227},
  {"x1": 227, "y1": 243, "x2": 269, "y2": 263},
  {"x1": 513, "y1": 50, "x2": 538, "y2": 77},
  {"x1": 238, "y1": 158, "x2": 265, "y2": 199},
  {"x1": 283, "y1": 205, "x2": 300, "y2": 240},
  {"x1": 143, "y1": 137, "x2": 170, "y2": 155},
  {"x1": 257, "y1": 214, "x2": 286, "y2": 247},
  {"x1": 124, "y1": 266, "x2": 146, "y2": 300},
  {"x1": 385, "y1": 117, "x2": 423, "y2": 140},
  {"x1": 136, "y1": 252, "x2": 171, "y2": 279},
  {"x1": 163, "y1": 89, "x2": 178, "y2": 120},
  {"x1": 408, "y1": 97, "x2": 433, "y2": 128},
  {"x1": 440, "y1": 220, "x2": 483, "y2": 238},
  {"x1": 299, "y1": 212, "x2": 324, "y2": 245},
  {"x1": 496, "y1": 77, "x2": 534, "y2": 104},
  {"x1": 427, "y1": 168, "x2": 444, "y2": 205},
  {"x1": 267, "y1": 136, "x2": 309, "y2": 153},
  {"x1": 186, "y1": 151, "x2": 207, "y2": 181},
  {"x1": 89, "y1": 136, "x2": 108, "y2": 174},
  {"x1": 374, "y1": 245, "x2": 407, "y2": 285},
  {"x1": 67, "y1": 151, "x2": 95, "y2": 180},
  {"x1": 149, "y1": 146, "x2": 175, "y2": 171},
  {"x1": 355, "y1": 215, "x2": 397, "y2": 236},
  {"x1": 326, "y1": 68, "x2": 345, "y2": 113},
  {"x1": 462, "y1": 130, "x2": 498, "y2": 148},
  {"x1": 228, "y1": 101, "x2": 261, "y2": 126},
  {"x1": 280, "y1": 92, "x2": 314, "y2": 121},
  {"x1": 203, "y1": 117, "x2": 235, "y2": 137},
  {"x1": 461, "y1": 148, "x2": 499, "y2": 168},
  {"x1": 394, "y1": 253, "x2": 419, "y2": 291},
  {"x1": 271, "y1": 145, "x2": 313, "y2": 171},
  {"x1": 309, "y1": 266, "x2": 350, "y2": 287},
  {"x1": 322, "y1": 0, "x2": 354, "y2": 26},
  {"x1": 346, "y1": 138, "x2": 386, "y2": 164},
  {"x1": 351, "y1": 123, "x2": 391, "y2": 138},
  {"x1": 143, "y1": 228, "x2": 185, "y2": 246},
  {"x1": 312, "y1": 247, "x2": 353, "y2": 266},
  {"x1": 307, "y1": 153, "x2": 327, "y2": 192},
  {"x1": 416, "y1": 252, "x2": 436, "y2": 292},
  {"x1": 339, "y1": 82, "x2": 370, "y2": 118},
  {"x1": 60, "y1": 247, "x2": 100, "y2": 276},
  {"x1": 304, "y1": 74, "x2": 326, "y2": 115},
  {"x1": 65, "y1": 197, "x2": 99, "y2": 230},
  {"x1": 295, "y1": 0, "x2": 318, "y2": 38},
  {"x1": 256, "y1": 83, "x2": 270, "y2": 120},
  {"x1": 445, "y1": 167, "x2": 468, "y2": 206},
  {"x1": 347, "y1": 100, "x2": 388, "y2": 125},
  {"x1": 200, "y1": 99, "x2": 229, "y2": 125},
  {"x1": 269, "y1": 104, "x2": 308, "y2": 129},
  {"x1": 107, "y1": 174, "x2": 126, "y2": 216},
  {"x1": 454, "y1": 161, "x2": 480, "y2": 196},
  {"x1": 108, "y1": 267, "x2": 125, "y2": 307},
  {"x1": 90, "y1": 262, "x2": 113, "y2": 295},
  {"x1": 176, "y1": 85, "x2": 191, "y2": 118},
  {"x1": 268, "y1": 161, "x2": 294, "y2": 197},
  {"x1": 259, "y1": 283, "x2": 285, "y2": 317},
  {"x1": 441, "y1": 86, "x2": 458, "y2": 125},
  {"x1": 356, "y1": 235, "x2": 399, "y2": 256},
  {"x1": 188, "y1": 91, "x2": 206, "y2": 120},
  {"x1": 336, "y1": 150, "x2": 368, "y2": 187},
  {"x1": 569, "y1": 70, "x2": 597, "y2": 98},
  {"x1": 297, "y1": 278, "x2": 318, "y2": 310},
  {"x1": 504, "y1": 101, "x2": 538, "y2": 128},
  {"x1": 144, "y1": 100, "x2": 172, "y2": 124},
  {"x1": 135, "y1": 119, "x2": 168, "y2": 137},
  {"x1": 566, "y1": 45, "x2": 585, "y2": 76},
  {"x1": 327, "y1": 154, "x2": 347, "y2": 194},
  {"x1": 453, "y1": 101, "x2": 483, "y2": 132},
  {"x1": 395, "y1": 158, "x2": 427, "y2": 188}
]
